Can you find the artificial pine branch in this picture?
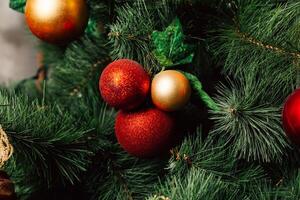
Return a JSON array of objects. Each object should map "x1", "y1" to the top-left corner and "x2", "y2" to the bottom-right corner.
[
  {"x1": 148, "y1": 169, "x2": 229, "y2": 200},
  {"x1": 167, "y1": 128, "x2": 266, "y2": 197},
  {"x1": 108, "y1": 0, "x2": 158, "y2": 70},
  {"x1": 208, "y1": 0, "x2": 300, "y2": 163},
  {"x1": 0, "y1": 90, "x2": 90, "y2": 191},
  {"x1": 210, "y1": 78, "x2": 289, "y2": 162},
  {"x1": 77, "y1": 89, "x2": 116, "y2": 152},
  {"x1": 49, "y1": 36, "x2": 110, "y2": 104},
  {"x1": 211, "y1": 0, "x2": 300, "y2": 90},
  {"x1": 84, "y1": 149, "x2": 166, "y2": 200}
]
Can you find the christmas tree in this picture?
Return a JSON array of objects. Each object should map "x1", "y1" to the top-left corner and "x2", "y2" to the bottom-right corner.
[{"x1": 2, "y1": 0, "x2": 300, "y2": 199}]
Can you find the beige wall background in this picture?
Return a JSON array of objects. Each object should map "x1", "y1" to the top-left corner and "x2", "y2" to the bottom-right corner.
[{"x1": 0, "y1": 0, "x2": 36, "y2": 84}]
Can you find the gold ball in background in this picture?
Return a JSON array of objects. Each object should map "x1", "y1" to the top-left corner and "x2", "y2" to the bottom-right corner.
[
  {"x1": 151, "y1": 70, "x2": 191, "y2": 112},
  {"x1": 25, "y1": 0, "x2": 89, "y2": 44}
]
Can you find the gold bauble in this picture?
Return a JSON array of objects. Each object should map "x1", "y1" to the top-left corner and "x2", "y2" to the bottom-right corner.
[
  {"x1": 25, "y1": 0, "x2": 89, "y2": 44},
  {"x1": 151, "y1": 70, "x2": 191, "y2": 112}
]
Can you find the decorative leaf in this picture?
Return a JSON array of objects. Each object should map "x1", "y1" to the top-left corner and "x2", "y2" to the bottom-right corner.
[
  {"x1": 182, "y1": 71, "x2": 219, "y2": 111},
  {"x1": 9, "y1": 0, "x2": 26, "y2": 13},
  {"x1": 152, "y1": 17, "x2": 195, "y2": 67},
  {"x1": 85, "y1": 19, "x2": 101, "y2": 37}
]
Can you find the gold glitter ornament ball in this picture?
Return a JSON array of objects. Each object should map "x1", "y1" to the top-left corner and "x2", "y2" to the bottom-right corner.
[
  {"x1": 25, "y1": 0, "x2": 89, "y2": 44},
  {"x1": 151, "y1": 70, "x2": 191, "y2": 112}
]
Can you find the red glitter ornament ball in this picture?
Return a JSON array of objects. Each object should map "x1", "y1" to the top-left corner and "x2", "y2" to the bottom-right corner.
[
  {"x1": 99, "y1": 59, "x2": 150, "y2": 110},
  {"x1": 115, "y1": 108, "x2": 175, "y2": 157},
  {"x1": 282, "y1": 88, "x2": 300, "y2": 146}
]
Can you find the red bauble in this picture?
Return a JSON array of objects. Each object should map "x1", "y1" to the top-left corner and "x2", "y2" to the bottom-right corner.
[
  {"x1": 115, "y1": 108, "x2": 175, "y2": 157},
  {"x1": 99, "y1": 59, "x2": 150, "y2": 110},
  {"x1": 283, "y1": 88, "x2": 300, "y2": 145}
]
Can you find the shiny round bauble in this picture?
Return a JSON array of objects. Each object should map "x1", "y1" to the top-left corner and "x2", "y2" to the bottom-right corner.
[
  {"x1": 99, "y1": 59, "x2": 150, "y2": 110},
  {"x1": 115, "y1": 108, "x2": 175, "y2": 158},
  {"x1": 151, "y1": 70, "x2": 191, "y2": 112},
  {"x1": 25, "y1": 0, "x2": 89, "y2": 44},
  {"x1": 282, "y1": 88, "x2": 300, "y2": 146}
]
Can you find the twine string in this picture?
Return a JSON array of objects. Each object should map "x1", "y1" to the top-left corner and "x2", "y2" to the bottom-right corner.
[{"x1": 0, "y1": 126, "x2": 13, "y2": 168}]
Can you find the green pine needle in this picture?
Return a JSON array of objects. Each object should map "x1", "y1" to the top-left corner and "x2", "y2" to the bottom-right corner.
[
  {"x1": 0, "y1": 90, "x2": 90, "y2": 187},
  {"x1": 210, "y1": 78, "x2": 289, "y2": 162}
]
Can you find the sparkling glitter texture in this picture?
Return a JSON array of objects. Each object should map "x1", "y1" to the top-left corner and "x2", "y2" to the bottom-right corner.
[
  {"x1": 25, "y1": 0, "x2": 89, "y2": 44},
  {"x1": 115, "y1": 108, "x2": 175, "y2": 157},
  {"x1": 283, "y1": 88, "x2": 300, "y2": 146},
  {"x1": 99, "y1": 59, "x2": 150, "y2": 110},
  {"x1": 151, "y1": 70, "x2": 191, "y2": 112}
]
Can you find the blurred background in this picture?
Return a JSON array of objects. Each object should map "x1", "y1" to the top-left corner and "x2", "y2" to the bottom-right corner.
[{"x1": 0, "y1": 0, "x2": 36, "y2": 84}]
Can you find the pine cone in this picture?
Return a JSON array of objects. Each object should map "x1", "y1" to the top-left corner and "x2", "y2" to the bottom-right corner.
[{"x1": 0, "y1": 171, "x2": 17, "y2": 200}]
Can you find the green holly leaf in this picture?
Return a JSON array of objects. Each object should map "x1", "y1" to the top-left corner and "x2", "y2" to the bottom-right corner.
[
  {"x1": 152, "y1": 17, "x2": 194, "y2": 67},
  {"x1": 85, "y1": 19, "x2": 100, "y2": 37},
  {"x1": 10, "y1": 0, "x2": 26, "y2": 13}
]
